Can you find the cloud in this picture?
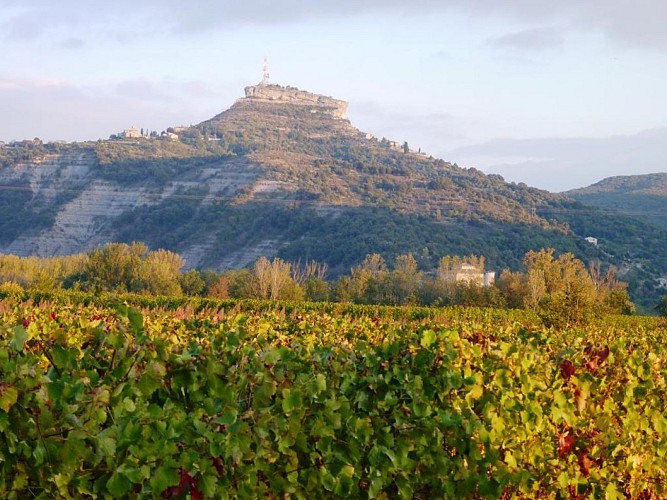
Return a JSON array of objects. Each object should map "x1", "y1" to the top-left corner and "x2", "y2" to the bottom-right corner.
[
  {"x1": 462, "y1": 0, "x2": 667, "y2": 51},
  {"x1": 3, "y1": 0, "x2": 667, "y2": 51},
  {"x1": 488, "y1": 28, "x2": 564, "y2": 51},
  {"x1": 2, "y1": 10, "x2": 44, "y2": 41},
  {"x1": 0, "y1": 75, "x2": 227, "y2": 142},
  {"x1": 448, "y1": 128, "x2": 667, "y2": 192},
  {"x1": 349, "y1": 100, "x2": 467, "y2": 151},
  {"x1": 57, "y1": 37, "x2": 85, "y2": 49},
  {"x1": 115, "y1": 80, "x2": 170, "y2": 102}
]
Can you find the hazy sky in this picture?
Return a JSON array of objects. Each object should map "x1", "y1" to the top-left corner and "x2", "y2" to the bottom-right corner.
[{"x1": 1, "y1": 0, "x2": 666, "y2": 191}]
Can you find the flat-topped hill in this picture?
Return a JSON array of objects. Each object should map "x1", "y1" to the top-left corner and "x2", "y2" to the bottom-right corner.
[
  {"x1": 243, "y1": 84, "x2": 348, "y2": 119},
  {"x1": 2, "y1": 82, "x2": 667, "y2": 308}
]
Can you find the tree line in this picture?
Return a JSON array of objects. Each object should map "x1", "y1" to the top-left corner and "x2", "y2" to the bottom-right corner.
[{"x1": 0, "y1": 242, "x2": 635, "y2": 325}]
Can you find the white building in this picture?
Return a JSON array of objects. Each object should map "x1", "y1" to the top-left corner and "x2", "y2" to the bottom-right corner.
[
  {"x1": 441, "y1": 263, "x2": 495, "y2": 287},
  {"x1": 122, "y1": 127, "x2": 141, "y2": 138}
]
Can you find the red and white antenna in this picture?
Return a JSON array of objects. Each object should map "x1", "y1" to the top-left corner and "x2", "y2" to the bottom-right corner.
[{"x1": 261, "y1": 57, "x2": 270, "y2": 85}]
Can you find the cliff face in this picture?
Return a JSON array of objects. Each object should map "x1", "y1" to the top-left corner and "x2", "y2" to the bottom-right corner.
[
  {"x1": 0, "y1": 149, "x2": 262, "y2": 265},
  {"x1": 243, "y1": 84, "x2": 348, "y2": 119}
]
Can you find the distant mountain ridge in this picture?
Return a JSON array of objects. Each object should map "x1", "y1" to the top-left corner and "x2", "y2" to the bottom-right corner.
[
  {"x1": 2, "y1": 82, "x2": 667, "y2": 308},
  {"x1": 565, "y1": 173, "x2": 667, "y2": 229},
  {"x1": 567, "y1": 173, "x2": 667, "y2": 195}
]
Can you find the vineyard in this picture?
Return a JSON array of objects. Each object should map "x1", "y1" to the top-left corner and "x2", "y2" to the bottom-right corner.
[{"x1": 0, "y1": 292, "x2": 666, "y2": 498}]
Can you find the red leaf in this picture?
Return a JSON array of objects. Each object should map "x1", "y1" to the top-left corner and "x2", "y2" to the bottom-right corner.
[
  {"x1": 558, "y1": 433, "x2": 575, "y2": 457},
  {"x1": 559, "y1": 359, "x2": 575, "y2": 381},
  {"x1": 598, "y1": 345, "x2": 610, "y2": 363},
  {"x1": 578, "y1": 451, "x2": 593, "y2": 477},
  {"x1": 585, "y1": 345, "x2": 610, "y2": 373},
  {"x1": 212, "y1": 457, "x2": 225, "y2": 476},
  {"x1": 191, "y1": 482, "x2": 203, "y2": 500}
]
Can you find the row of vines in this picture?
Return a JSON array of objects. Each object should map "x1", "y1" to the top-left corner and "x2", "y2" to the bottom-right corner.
[{"x1": 1, "y1": 292, "x2": 666, "y2": 498}]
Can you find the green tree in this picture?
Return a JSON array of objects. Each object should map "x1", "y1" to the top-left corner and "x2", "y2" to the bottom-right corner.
[
  {"x1": 82, "y1": 242, "x2": 184, "y2": 295},
  {"x1": 389, "y1": 253, "x2": 422, "y2": 305},
  {"x1": 656, "y1": 295, "x2": 667, "y2": 317},
  {"x1": 496, "y1": 269, "x2": 527, "y2": 309},
  {"x1": 226, "y1": 269, "x2": 254, "y2": 298},
  {"x1": 346, "y1": 254, "x2": 390, "y2": 304},
  {"x1": 84, "y1": 242, "x2": 148, "y2": 292},
  {"x1": 304, "y1": 277, "x2": 330, "y2": 302},
  {"x1": 199, "y1": 269, "x2": 221, "y2": 295},
  {"x1": 523, "y1": 249, "x2": 597, "y2": 326},
  {"x1": 180, "y1": 269, "x2": 206, "y2": 296},
  {"x1": 138, "y1": 248, "x2": 183, "y2": 295}
]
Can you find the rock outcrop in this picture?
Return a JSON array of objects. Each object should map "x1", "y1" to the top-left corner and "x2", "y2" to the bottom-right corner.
[{"x1": 243, "y1": 84, "x2": 348, "y2": 119}]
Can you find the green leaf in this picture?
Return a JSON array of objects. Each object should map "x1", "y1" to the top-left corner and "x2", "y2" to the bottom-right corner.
[
  {"x1": 121, "y1": 398, "x2": 136, "y2": 413},
  {"x1": 369, "y1": 477, "x2": 384, "y2": 497},
  {"x1": 420, "y1": 329, "x2": 437, "y2": 348},
  {"x1": 605, "y1": 482, "x2": 622, "y2": 500},
  {"x1": 282, "y1": 389, "x2": 302, "y2": 413},
  {"x1": 200, "y1": 474, "x2": 218, "y2": 497},
  {"x1": 315, "y1": 373, "x2": 327, "y2": 392},
  {"x1": 149, "y1": 466, "x2": 180, "y2": 494},
  {"x1": 137, "y1": 372, "x2": 161, "y2": 397},
  {"x1": 127, "y1": 308, "x2": 145, "y2": 339},
  {"x1": 97, "y1": 436, "x2": 116, "y2": 457},
  {"x1": 0, "y1": 386, "x2": 18, "y2": 412},
  {"x1": 106, "y1": 471, "x2": 132, "y2": 497},
  {"x1": 466, "y1": 384, "x2": 483, "y2": 401},
  {"x1": 32, "y1": 443, "x2": 47, "y2": 465},
  {"x1": 118, "y1": 464, "x2": 145, "y2": 484},
  {"x1": 395, "y1": 475, "x2": 413, "y2": 499},
  {"x1": 10, "y1": 326, "x2": 28, "y2": 351}
]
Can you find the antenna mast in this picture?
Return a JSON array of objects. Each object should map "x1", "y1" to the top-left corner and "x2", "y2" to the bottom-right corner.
[{"x1": 261, "y1": 57, "x2": 270, "y2": 85}]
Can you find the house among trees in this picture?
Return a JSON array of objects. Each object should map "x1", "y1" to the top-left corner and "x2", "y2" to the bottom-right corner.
[
  {"x1": 121, "y1": 127, "x2": 141, "y2": 139},
  {"x1": 161, "y1": 131, "x2": 179, "y2": 141},
  {"x1": 440, "y1": 262, "x2": 495, "y2": 287},
  {"x1": 585, "y1": 236, "x2": 598, "y2": 246}
]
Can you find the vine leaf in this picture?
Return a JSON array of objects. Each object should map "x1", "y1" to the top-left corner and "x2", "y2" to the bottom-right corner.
[{"x1": 10, "y1": 326, "x2": 28, "y2": 351}]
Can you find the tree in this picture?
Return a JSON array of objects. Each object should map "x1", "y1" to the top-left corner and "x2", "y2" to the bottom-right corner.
[
  {"x1": 496, "y1": 269, "x2": 527, "y2": 309},
  {"x1": 180, "y1": 269, "x2": 205, "y2": 296},
  {"x1": 199, "y1": 270, "x2": 221, "y2": 295},
  {"x1": 523, "y1": 249, "x2": 597, "y2": 326},
  {"x1": 418, "y1": 276, "x2": 451, "y2": 306},
  {"x1": 389, "y1": 253, "x2": 422, "y2": 305},
  {"x1": 82, "y1": 243, "x2": 184, "y2": 295},
  {"x1": 84, "y1": 242, "x2": 148, "y2": 292},
  {"x1": 291, "y1": 259, "x2": 328, "y2": 286},
  {"x1": 139, "y1": 249, "x2": 184, "y2": 295},
  {"x1": 656, "y1": 295, "x2": 667, "y2": 317},
  {"x1": 589, "y1": 261, "x2": 635, "y2": 315},
  {"x1": 304, "y1": 277, "x2": 330, "y2": 302},
  {"x1": 208, "y1": 274, "x2": 230, "y2": 299},
  {"x1": 346, "y1": 254, "x2": 389, "y2": 304},
  {"x1": 226, "y1": 269, "x2": 253, "y2": 298},
  {"x1": 250, "y1": 257, "x2": 300, "y2": 300}
]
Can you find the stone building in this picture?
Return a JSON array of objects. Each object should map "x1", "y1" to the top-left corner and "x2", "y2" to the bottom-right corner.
[
  {"x1": 441, "y1": 263, "x2": 495, "y2": 287},
  {"x1": 122, "y1": 127, "x2": 141, "y2": 139}
]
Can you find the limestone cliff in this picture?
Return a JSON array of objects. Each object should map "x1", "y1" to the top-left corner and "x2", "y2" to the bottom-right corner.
[{"x1": 243, "y1": 84, "x2": 348, "y2": 119}]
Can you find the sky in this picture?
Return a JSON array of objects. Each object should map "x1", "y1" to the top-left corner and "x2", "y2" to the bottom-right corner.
[{"x1": 1, "y1": 0, "x2": 666, "y2": 192}]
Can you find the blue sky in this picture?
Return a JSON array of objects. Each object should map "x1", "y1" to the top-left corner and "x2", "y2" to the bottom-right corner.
[{"x1": 1, "y1": 0, "x2": 666, "y2": 191}]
